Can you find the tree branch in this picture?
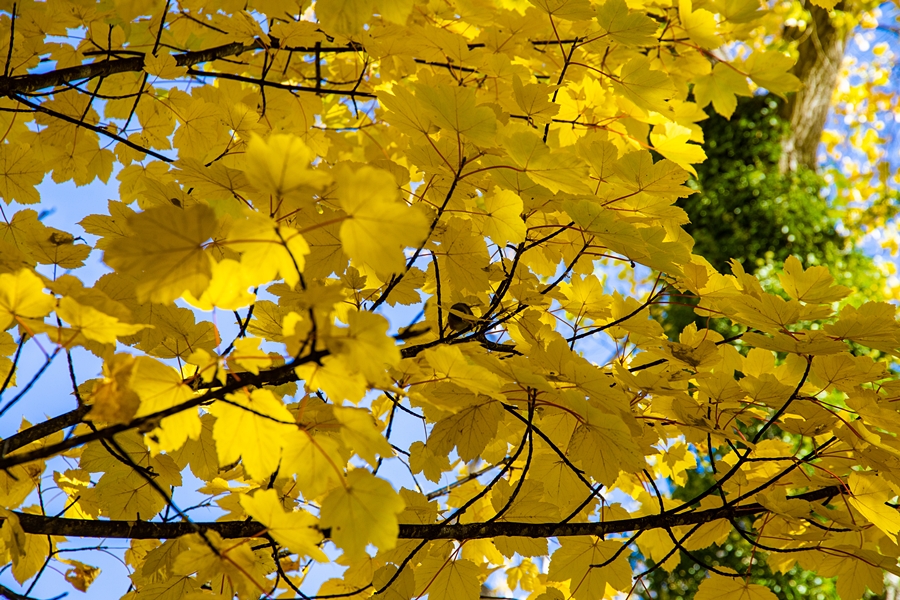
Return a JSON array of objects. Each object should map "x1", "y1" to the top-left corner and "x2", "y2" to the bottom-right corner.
[
  {"x1": 8, "y1": 484, "x2": 842, "y2": 540},
  {"x1": 0, "y1": 41, "x2": 253, "y2": 96},
  {"x1": 0, "y1": 351, "x2": 326, "y2": 469}
]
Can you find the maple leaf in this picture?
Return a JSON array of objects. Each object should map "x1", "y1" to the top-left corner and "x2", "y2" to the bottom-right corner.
[
  {"x1": 104, "y1": 203, "x2": 217, "y2": 303},
  {"x1": 319, "y1": 469, "x2": 405, "y2": 560},
  {"x1": 650, "y1": 122, "x2": 708, "y2": 175},
  {"x1": 848, "y1": 472, "x2": 900, "y2": 539},
  {"x1": 244, "y1": 133, "x2": 331, "y2": 200},
  {"x1": 693, "y1": 62, "x2": 752, "y2": 118},
  {"x1": 210, "y1": 389, "x2": 297, "y2": 480},
  {"x1": 0, "y1": 268, "x2": 55, "y2": 331},
  {"x1": 741, "y1": 51, "x2": 802, "y2": 97},
  {"x1": 226, "y1": 211, "x2": 310, "y2": 288},
  {"x1": 415, "y1": 84, "x2": 499, "y2": 146},
  {"x1": 696, "y1": 571, "x2": 778, "y2": 600},
  {"x1": 336, "y1": 166, "x2": 428, "y2": 275},
  {"x1": 0, "y1": 143, "x2": 44, "y2": 204},
  {"x1": 54, "y1": 297, "x2": 146, "y2": 346},
  {"x1": 596, "y1": 0, "x2": 659, "y2": 46},
  {"x1": 613, "y1": 56, "x2": 676, "y2": 112},
  {"x1": 778, "y1": 255, "x2": 851, "y2": 304},
  {"x1": 240, "y1": 490, "x2": 328, "y2": 561}
]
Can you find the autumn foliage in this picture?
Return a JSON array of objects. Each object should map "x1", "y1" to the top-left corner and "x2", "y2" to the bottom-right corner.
[{"x1": 0, "y1": 0, "x2": 897, "y2": 599}]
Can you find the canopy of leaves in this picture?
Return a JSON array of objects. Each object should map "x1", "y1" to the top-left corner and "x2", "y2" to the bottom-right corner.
[{"x1": 0, "y1": 1, "x2": 897, "y2": 600}]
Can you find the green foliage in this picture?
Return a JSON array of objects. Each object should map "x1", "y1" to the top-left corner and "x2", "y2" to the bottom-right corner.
[
  {"x1": 661, "y1": 96, "x2": 879, "y2": 339},
  {"x1": 685, "y1": 96, "x2": 862, "y2": 273}
]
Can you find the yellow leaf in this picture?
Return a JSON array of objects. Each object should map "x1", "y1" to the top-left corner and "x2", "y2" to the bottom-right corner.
[
  {"x1": 824, "y1": 302, "x2": 900, "y2": 354},
  {"x1": 376, "y1": 0, "x2": 413, "y2": 24},
  {"x1": 849, "y1": 472, "x2": 900, "y2": 539},
  {"x1": 695, "y1": 571, "x2": 778, "y2": 600},
  {"x1": 414, "y1": 557, "x2": 481, "y2": 600},
  {"x1": 335, "y1": 310, "x2": 401, "y2": 384},
  {"x1": 742, "y1": 51, "x2": 802, "y2": 97},
  {"x1": 244, "y1": 133, "x2": 331, "y2": 200},
  {"x1": 295, "y1": 355, "x2": 368, "y2": 404},
  {"x1": 437, "y1": 218, "x2": 491, "y2": 294},
  {"x1": 59, "y1": 558, "x2": 101, "y2": 592},
  {"x1": 692, "y1": 62, "x2": 751, "y2": 118},
  {"x1": 319, "y1": 469, "x2": 405, "y2": 560},
  {"x1": 415, "y1": 84, "x2": 498, "y2": 146},
  {"x1": 475, "y1": 189, "x2": 526, "y2": 245},
  {"x1": 240, "y1": 489, "x2": 328, "y2": 561},
  {"x1": 512, "y1": 75, "x2": 560, "y2": 126},
  {"x1": 679, "y1": 0, "x2": 720, "y2": 49},
  {"x1": 811, "y1": 353, "x2": 885, "y2": 394},
  {"x1": 374, "y1": 564, "x2": 416, "y2": 600},
  {"x1": 131, "y1": 356, "x2": 199, "y2": 453},
  {"x1": 333, "y1": 405, "x2": 394, "y2": 467},
  {"x1": 210, "y1": 388, "x2": 296, "y2": 480},
  {"x1": 409, "y1": 440, "x2": 451, "y2": 482},
  {"x1": 0, "y1": 268, "x2": 55, "y2": 330},
  {"x1": 595, "y1": 0, "x2": 658, "y2": 46},
  {"x1": 502, "y1": 130, "x2": 591, "y2": 194},
  {"x1": 811, "y1": 547, "x2": 889, "y2": 600},
  {"x1": 315, "y1": 0, "x2": 374, "y2": 35},
  {"x1": 424, "y1": 345, "x2": 505, "y2": 399},
  {"x1": 6, "y1": 512, "x2": 49, "y2": 584},
  {"x1": 56, "y1": 296, "x2": 146, "y2": 345},
  {"x1": 143, "y1": 53, "x2": 187, "y2": 79},
  {"x1": 183, "y1": 258, "x2": 255, "y2": 310},
  {"x1": 379, "y1": 86, "x2": 435, "y2": 138},
  {"x1": 548, "y1": 537, "x2": 631, "y2": 600},
  {"x1": 230, "y1": 337, "x2": 274, "y2": 375},
  {"x1": 612, "y1": 56, "x2": 675, "y2": 113},
  {"x1": 650, "y1": 122, "x2": 707, "y2": 175},
  {"x1": 171, "y1": 96, "x2": 229, "y2": 162},
  {"x1": 567, "y1": 401, "x2": 644, "y2": 486},
  {"x1": 173, "y1": 532, "x2": 269, "y2": 598},
  {"x1": 86, "y1": 353, "x2": 141, "y2": 424},
  {"x1": 104, "y1": 203, "x2": 217, "y2": 303},
  {"x1": 742, "y1": 330, "x2": 846, "y2": 355},
  {"x1": 778, "y1": 255, "x2": 850, "y2": 304},
  {"x1": 560, "y1": 274, "x2": 612, "y2": 321},
  {"x1": 531, "y1": 0, "x2": 595, "y2": 21},
  {"x1": 226, "y1": 211, "x2": 310, "y2": 288},
  {"x1": 428, "y1": 398, "x2": 505, "y2": 461},
  {"x1": 283, "y1": 430, "x2": 345, "y2": 499},
  {"x1": 0, "y1": 143, "x2": 44, "y2": 205},
  {"x1": 337, "y1": 166, "x2": 427, "y2": 274}
]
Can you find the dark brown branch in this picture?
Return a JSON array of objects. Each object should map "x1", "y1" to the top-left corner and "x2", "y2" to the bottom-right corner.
[
  {"x1": 185, "y1": 68, "x2": 377, "y2": 98},
  {"x1": 0, "y1": 351, "x2": 326, "y2": 470},
  {"x1": 8, "y1": 484, "x2": 842, "y2": 540},
  {"x1": 1, "y1": 332, "x2": 460, "y2": 463},
  {"x1": 0, "y1": 406, "x2": 90, "y2": 457},
  {"x1": 0, "y1": 41, "x2": 253, "y2": 96},
  {"x1": 9, "y1": 92, "x2": 174, "y2": 162},
  {"x1": 567, "y1": 287, "x2": 663, "y2": 343},
  {"x1": 0, "y1": 582, "x2": 64, "y2": 600}
]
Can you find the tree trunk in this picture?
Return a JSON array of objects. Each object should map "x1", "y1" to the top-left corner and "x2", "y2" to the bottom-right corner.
[{"x1": 779, "y1": 1, "x2": 852, "y2": 173}]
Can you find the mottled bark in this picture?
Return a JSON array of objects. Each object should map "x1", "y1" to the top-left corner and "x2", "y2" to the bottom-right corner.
[{"x1": 779, "y1": 1, "x2": 853, "y2": 173}]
